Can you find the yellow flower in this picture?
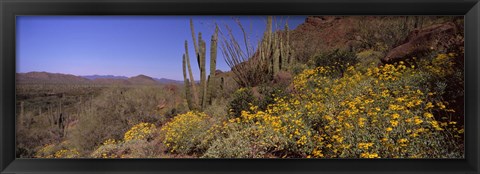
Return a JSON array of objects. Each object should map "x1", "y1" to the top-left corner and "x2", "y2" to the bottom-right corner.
[
  {"x1": 414, "y1": 117, "x2": 423, "y2": 125},
  {"x1": 360, "y1": 152, "x2": 379, "y2": 158},
  {"x1": 390, "y1": 120, "x2": 399, "y2": 127},
  {"x1": 423, "y1": 112, "x2": 434, "y2": 119},
  {"x1": 425, "y1": 102, "x2": 434, "y2": 109},
  {"x1": 391, "y1": 113, "x2": 400, "y2": 119},
  {"x1": 358, "y1": 142, "x2": 374, "y2": 150}
]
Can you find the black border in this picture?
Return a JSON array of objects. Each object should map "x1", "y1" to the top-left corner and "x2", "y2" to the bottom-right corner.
[{"x1": 1, "y1": 0, "x2": 479, "y2": 173}]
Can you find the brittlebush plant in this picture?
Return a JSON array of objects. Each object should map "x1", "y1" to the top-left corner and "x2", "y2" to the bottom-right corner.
[
  {"x1": 161, "y1": 112, "x2": 212, "y2": 154},
  {"x1": 91, "y1": 122, "x2": 158, "y2": 158},
  {"x1": 289, "y1": 52, "x2": 463, "y2": 158},
  {"x1": 124, "y1": 122, "x2": 157, "y2": 142},
  {"x1": 202, "y1": 52, "x2": 463, "y2": 158},
  {"x1": 35, "y1": 141, "x2": 80, "y2": 158}
]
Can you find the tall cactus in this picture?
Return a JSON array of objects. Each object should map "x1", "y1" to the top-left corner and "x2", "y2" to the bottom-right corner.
[
  {"x1": 182, "y1": 54, "x2": 193, "y2": 110},
  {"x1": 182, "y1": 18, "x2": 219, "y2": 111},
  {"x1": 198, "y1": 33, "x2": 207, "y2": 109},
  {"x1": 207, "y1": 26, "x2": 219, "y2": 105},
  {"x1": 184, "y1": 40, "x2": 199, "y2": 110},
  {"x1": 280, "y1": 22, "x2": 290, "y2": 70},
  {"x1": 259, "y1": 16, "x2": 294, "y2": 79}
]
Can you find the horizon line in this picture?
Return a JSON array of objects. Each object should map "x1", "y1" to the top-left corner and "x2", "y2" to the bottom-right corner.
[{"x1": 16, "y1": 71, "x2": 194, "y2": 81}]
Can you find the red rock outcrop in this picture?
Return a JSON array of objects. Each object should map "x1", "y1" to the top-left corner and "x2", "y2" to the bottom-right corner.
[{"x1": 381, "y1": 22, "x2": 461, "y2": 63}]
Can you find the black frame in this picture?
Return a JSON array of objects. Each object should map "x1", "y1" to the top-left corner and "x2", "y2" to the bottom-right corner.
[{"x1": 1, "y1": 0, "x2": 479, "y2": 173}]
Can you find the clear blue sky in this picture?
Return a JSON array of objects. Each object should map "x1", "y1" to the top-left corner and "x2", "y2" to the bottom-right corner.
[{"x1": 16, "y1": 16, "x2": 306, "y2": 80}]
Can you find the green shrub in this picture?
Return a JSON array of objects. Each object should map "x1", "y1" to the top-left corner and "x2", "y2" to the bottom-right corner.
[
  {"x1": 228, "y1": 88, "x2": 255, "y2": 118},
  {"x1": 313, "y1": 49, "x2": 358, "y2": 77}
]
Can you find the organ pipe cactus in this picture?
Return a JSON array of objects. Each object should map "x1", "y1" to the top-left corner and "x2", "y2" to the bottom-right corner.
[
  {"x1": 182, "y1": 18, "x2": 219, "y2": 111},
  {"x1": 207, "y1": 26, "x2": 219, "y2": 105},
  {"x1": 182, "y1": 54, "x2": 193, "y2": 110},
  {"x1": 260, "y1": 16, "x2": 294, "y2": 79}
]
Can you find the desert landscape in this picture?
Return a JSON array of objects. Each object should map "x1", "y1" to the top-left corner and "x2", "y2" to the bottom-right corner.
[{"x1": 16, "y1": 16, "x2": 464, "y2": 158}]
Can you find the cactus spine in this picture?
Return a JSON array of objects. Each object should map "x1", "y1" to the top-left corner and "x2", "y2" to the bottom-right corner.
[{"x1": 182, "y1": 18, "x2": 218, "y2": 111}]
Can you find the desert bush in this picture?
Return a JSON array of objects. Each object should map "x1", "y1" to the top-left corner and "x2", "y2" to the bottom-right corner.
[
  {"x1": 313, "y1": 49, "x2": 358, "y2": 77},
  {"x1": 273, "y1": 71, "x2": 293, "y2": 88},
  {"x1": 91, "y1": 122, "x2": 161, "y2": 158},
  {"x1": 288, "y1": 53, "x2": 463, "y2": 158},
  {"x1": 254, "y1": 84, "x2": 290, "y2": 111},
  {"x1": 124, "y1": 122, "x2": 157, "y2": 142},
  {"x1": 203, "y1": 97, "x2": 229, "y2": 120},
  {"x1": 228, "y1": 88, "x2": 255, "y2": 118},
  {"x1": 355, "y1": 49, "x2": 383, "y2": 71},
  {"x1": 70, "y1": 86, "x2": 174, "y2": 153},
  {"x1": 355, "y1": 17, "x2": 412, "y2": 52},
  {"x1": 203, "y1": 51, "x2": 463, "y2": 158},
  {"x1": 290, "y1": 63, "x2": 309, "y2": 76},
  {"x1": 35, "y1": 141, "x2": 80, "y2": 158},
  {"x1": 90, "y1": 139, "x2": 160, "y2": 158},
  {"x1": 161, "y1": 112, "x2": 212, "y2": 155},
  {"x1": 203, "y1": 99, "x2": 319, "y2": 158}
]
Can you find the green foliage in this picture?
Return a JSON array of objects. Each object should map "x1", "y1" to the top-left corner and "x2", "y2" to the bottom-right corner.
[
  {"x1": 355, "y1": 49, "x2": 383, "y2": 71},
  {"x1": 254, "y1": 84, "x2": 289, "y2": 111},
  {"x1": 228, "y1": 88, "x2": 255, "y2": 118},
  {"x1": 313, "y1": 49, "x2": 358, "y2": 77}
]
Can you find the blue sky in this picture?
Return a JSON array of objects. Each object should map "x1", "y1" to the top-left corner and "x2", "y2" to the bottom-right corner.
[{"x1": 16, "y1": 16, "x2": 306, "y2": 80}]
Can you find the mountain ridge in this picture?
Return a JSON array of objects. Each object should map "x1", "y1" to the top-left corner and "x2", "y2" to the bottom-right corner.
[{"x1": 17, "y1": 71, "x2": 183, "y2": 85}]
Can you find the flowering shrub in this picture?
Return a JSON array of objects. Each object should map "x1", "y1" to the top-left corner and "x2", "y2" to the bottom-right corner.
[
  {"x1": 91, "y1": 123, "x2": 160, "y2": 158},
  {"x1": 91, "y1": 139, "x2": 122, "y2": 158},
  {"x1": 228, "y1": 88, "x2": 255, "y2": 118},
  {"x1": 35, "y1": 144, "x2": 56, "y2": 158},
  {"x1": 35, "y1": 141, "x2": 80, "y2": 158},
  {"x1": 203, "y1": 101, "x2": 318, "y2": 158},
  {"x1": 161, "y1": 112, "x2": 211, "y2": 154},
  {"x1": 202, "y1": 52, "x2": 463, "y2": 158},
  {"x1": 124, "y1": 122, "x2": 157, "y2": 142},
  {"x1": 287, "y1": 54, "x2": 464, "y2": 158}
]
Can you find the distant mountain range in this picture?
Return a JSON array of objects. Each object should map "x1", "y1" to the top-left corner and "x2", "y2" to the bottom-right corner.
[
  {"x1": 81, "y1": 75, "x2": 128, "y2": 80},
  {"x1": 16, "y1": 72, "x2": 183, "y2": 85}
]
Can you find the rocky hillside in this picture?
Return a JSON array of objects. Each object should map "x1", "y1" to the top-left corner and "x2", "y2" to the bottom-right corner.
[{"x1": 289, "y1": 16, "x2": 463, "y2": 63}]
